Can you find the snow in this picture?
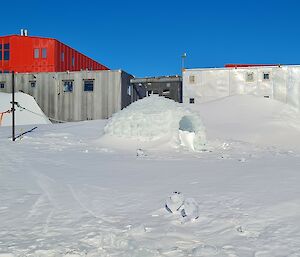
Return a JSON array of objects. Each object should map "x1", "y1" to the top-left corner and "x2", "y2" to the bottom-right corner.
[
  {"x1": 0, "y1": 92, "x2": 50, "y2": 126},
  {"x1": 0, "y1": 95, "x2": 300, "y2": 256},
  {"x1": 165, "y1": 191, "x2": 184, "y2": 213},
  {"x1": 103, "y1": 95, "x2": 206, "y2": 151}
]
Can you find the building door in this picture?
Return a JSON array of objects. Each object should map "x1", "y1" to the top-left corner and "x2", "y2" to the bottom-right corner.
[{"x1": 83, "y1": 80, "x2": 94, "y2": 120}]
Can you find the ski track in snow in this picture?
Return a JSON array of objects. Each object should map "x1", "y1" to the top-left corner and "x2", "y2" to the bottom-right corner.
[{"x1": 0, "y1": 118, "x2": 300, "y2": 256}]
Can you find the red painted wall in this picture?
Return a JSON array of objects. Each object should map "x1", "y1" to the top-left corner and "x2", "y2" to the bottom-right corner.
[{"x1": 0, "y1": 35, "x2": 108, "y2": 73}]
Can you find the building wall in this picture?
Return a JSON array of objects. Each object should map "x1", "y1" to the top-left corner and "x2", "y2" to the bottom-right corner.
[
  {"x1": 54, "y1": 40, "x2": 108, "y2": 72},
  {"x1": 183, "y1": 66, "x2": 300, "y2": 109},
  {"x1": 130, "y1": 77, "x2": 182, "y2": 103},
  {"x1": 0, "y1": 70, "x2": 135, "y2": 122},
  {"x1": 0, "y1": 35, "x2": 108, "y2": 73}
]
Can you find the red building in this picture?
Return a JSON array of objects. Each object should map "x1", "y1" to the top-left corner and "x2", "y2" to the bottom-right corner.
[{"x1": 0, "y1": 34, "x2": 109, "y2": 73}]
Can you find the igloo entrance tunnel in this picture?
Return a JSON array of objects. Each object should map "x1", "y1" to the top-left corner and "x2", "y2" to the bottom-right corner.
[{"x1": 104, "y1": 96, "x2": 206, "y2": 150}]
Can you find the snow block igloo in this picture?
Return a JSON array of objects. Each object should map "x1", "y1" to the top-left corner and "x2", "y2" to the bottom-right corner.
[{"x1": 104, "y1": 95, "x2": 206, "y2": 150}]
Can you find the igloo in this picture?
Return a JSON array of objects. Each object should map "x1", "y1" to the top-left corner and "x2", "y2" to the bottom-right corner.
[{"x1": 103, "y1": 95, "x2": 206, "y2": 151}]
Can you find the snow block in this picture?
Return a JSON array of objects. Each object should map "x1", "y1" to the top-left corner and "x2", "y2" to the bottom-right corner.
[{"x1": 104, "y1": 95, "x2": 206, "y2": 150}]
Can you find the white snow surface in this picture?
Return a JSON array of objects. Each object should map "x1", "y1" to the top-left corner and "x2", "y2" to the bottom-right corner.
[
  {"x1": 0, "y1": 92, "x2": 50, "y2": 126},
  {"x1": 1, "y1": 95, "x2": 300, "y2": 256},
  {"x1": 103, "y1": 95, "x2": 206, "y2": 150}
]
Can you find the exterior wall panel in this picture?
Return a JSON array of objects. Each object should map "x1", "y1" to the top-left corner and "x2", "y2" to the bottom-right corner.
[
  {"x1": 183, "y1": 65, "x2": 300, "y2": 110},
  {"x1": 0, "y1": 35, "x2": 109, "y2": 73},
  {"x1": 0, "y1": 70, "x2": 136, "y2": 122}
]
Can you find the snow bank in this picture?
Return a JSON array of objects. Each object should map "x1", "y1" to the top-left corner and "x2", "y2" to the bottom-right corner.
[
  {"x1": 0, "y1": 92, "x2": 50, "y2": 126},
  {"x1": 191, "y1": 95, "x2": 300, "y2": 150},
  {"x1": 103, "y1": 95, "x2": 206, "y2": 150}
]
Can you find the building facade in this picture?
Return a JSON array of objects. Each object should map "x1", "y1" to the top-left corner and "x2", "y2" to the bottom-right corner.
[
  {"x1": 0, "y1": 70, "x2": 136, "y2": 122},
  {"x1": 0, "y1": 34, "x2": 108, "y2": 73},
  {"x1": 183, "y1": 65, "x2": 300, "y2": 109},
  {"x1": 130, "y1": 76, "x2": 182, "y2": 103}
]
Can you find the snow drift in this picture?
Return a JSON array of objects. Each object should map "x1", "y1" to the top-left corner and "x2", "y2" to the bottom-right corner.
[
  {"x1": 0, "y1": 92, "x2": 50, "y2": 126},
  {"x1": 103, "y1": 95, "x2": 206, "y2": 150},
  {"x1": 192, "y1": 95, "x2": 300, "y2": 150}
]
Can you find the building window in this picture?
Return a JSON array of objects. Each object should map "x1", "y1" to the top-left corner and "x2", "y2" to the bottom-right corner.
[
  {"x1": 72, "y1": 56, "x2": 75, "y2": 66},
  {"x1": 189, "y1": 75, "x2": 196, "y2": 84},
  {"x1": 0, "y1": 44, "x2": 2, "y2": 50},
  {"x1": 63, "y1": 80, "x2": 73, "y2": 92},
  {"x1": 4, "y1": 51, "x2": 9, "y2": 60},
  {"x1": 189, "y1": 98, "x2": 195, "y2": 104},
  {"x1": 0, "y1": 52, "x2": 2, "y2": 60},
  {"x1": 30, "y1": 81, "x2": 36, "y2": 88},
  {"x1": 83, "y1": 80, "x2": 94, "y2": 91},
  {"x1": 4, "y1": 44, "x2": 9, "y2": 50},
  {"x1": 127, "y1": 85, "x2": 131, "y2": 96},
  {"x1": 34, "y1": 48, "x2": 39, "y2": 59},
  {"x1": 4, "y1": 70, "x2": 9, "y2": 73},
  {"x1": 263, "y1": 72, "x2": 270, "y2": 80},
  {"x1": 61, "y1": 52, "x2": 64, "y2": 62},
  {"x1": 42, "y1": 48, "x2": 47, "y2": 58},
  {"x1": 246, "y1": 72, "x2": 254, "y2": 82},
  {"x1": 0, "y1": 82, "x2": 5, "y2": 89},
  {"x1": 189, "y1": 75, "x2": 195, "y2": 84}
]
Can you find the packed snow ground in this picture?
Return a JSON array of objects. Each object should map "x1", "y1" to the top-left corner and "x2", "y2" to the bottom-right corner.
[{"x1": 1, "y1": 95, "x2": 300, "y2": 256}]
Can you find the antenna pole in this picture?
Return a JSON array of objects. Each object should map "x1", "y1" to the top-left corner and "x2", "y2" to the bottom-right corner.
[{"x1": 12, "y1": 71, "x2": 15, "y2": 141}]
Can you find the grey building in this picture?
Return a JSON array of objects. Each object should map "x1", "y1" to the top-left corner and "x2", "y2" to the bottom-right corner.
[
  {"x1": 130, "y1": 76, "x2": 182, "y2": 103},
  {"x1": 0, "y1": 70, "x2": 137, "y2": 122}
]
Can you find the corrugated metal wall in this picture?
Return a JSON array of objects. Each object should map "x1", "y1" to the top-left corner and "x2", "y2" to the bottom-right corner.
[
  {"x1": 183, "y1": 66, "x2": 300, "y2": 109},
  {"x1": 0, "y1": 70, "x2": 135, "y2": 122}
]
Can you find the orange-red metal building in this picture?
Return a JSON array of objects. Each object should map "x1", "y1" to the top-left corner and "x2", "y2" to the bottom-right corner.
[{"x1": 0, "y1": 34, "x2": 109, "y2": 73}]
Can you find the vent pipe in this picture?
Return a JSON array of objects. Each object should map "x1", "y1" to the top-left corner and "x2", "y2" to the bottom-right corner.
[{"x1": 20, "y1": 29, "x2": 28, "y2": 36}]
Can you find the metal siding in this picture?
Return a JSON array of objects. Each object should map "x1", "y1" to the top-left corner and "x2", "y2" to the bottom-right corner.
[
  {"x1": 0, "y1": 35, "x2": 109, "y2": 73},
  {"x1": 121, "y1": 71, "x2": 134, "y2": 108},
  {"x1": 183, "y1": 66, "x2": 300, "y2": 109},
  {"x1": 0, "y1": 70, "x2": 132, "y2": 122}
]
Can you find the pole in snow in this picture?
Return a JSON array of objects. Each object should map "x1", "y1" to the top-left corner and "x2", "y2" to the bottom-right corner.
[{"x1": 12, "y1": 71, "x2": 15, "y2": 141}]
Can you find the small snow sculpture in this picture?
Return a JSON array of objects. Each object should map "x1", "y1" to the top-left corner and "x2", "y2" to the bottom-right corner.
[
  {"x1": 180, "y1": 198, "x2": 199, "y2": 221},
  {"x1": 165, "y1": 191, "x2": 184, "y2": 213},
  {"x1": 165, "y1": 192, "x2": 200, "y2": 222},
  {"x1": 136, "y1": 148, "x2": 147, "y2": 157}
]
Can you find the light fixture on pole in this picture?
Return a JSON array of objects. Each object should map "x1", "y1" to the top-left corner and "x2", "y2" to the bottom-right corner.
[{"x1": 181, "y1": 53, "x2": 187, "y2": 72}]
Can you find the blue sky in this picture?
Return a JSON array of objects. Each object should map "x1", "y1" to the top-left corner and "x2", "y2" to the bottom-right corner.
[{"x1": 2, "y1": 0, "x2": 300, "y2": 77}]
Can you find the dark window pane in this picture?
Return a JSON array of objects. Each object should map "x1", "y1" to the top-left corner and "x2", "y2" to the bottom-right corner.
[
  {"x1": 263, "y1": 73, "x2": 270, "y2": 80},
  {"x1": 0, "y1": 83, "x2": 5, "y2": 89},
  {"x1": 0, "y1": 52, "x2": 2, "y2": 60},
  {"x1": 4, "y1": 51, "x2": 9, "y2": 60},
  {"x1": 4, "y1": 44, "x2": 9, "y2": 50},
  {"x1": 0, "y1": 44, "x2": 2, "y2": 50},
  {"x1": 4, "y1": 71, "x2": 9, "y2": 73},
  {"x1": 42, "y1": 48, "x2": 47, "y2": 58},
  {"x1": 84, "y1": 80, "x2": 94, "y2": 91},
  {"x1": 189, "y1": 98, "x2": 195, "y2": 104},
  {"x1": 63, "y1": 81, "x2": 73, "y2": 92},
  {"x1": 31, "y1": 82, "x2": 36, "y2": 88},
  {"x1": 34, "y1": 49, "x2": 39, "y2": 58}
]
